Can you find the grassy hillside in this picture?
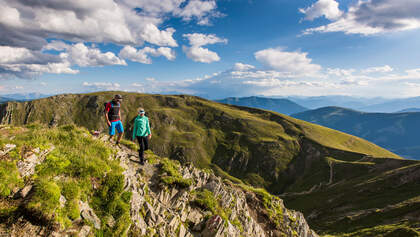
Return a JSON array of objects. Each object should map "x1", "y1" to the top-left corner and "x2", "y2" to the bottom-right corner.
[
  {"x1": 2, "y1": 92, "x2": 418, "y2": 236},
  {"x1": 293, "y1": 106, "x2": 420, "y2": 160},
  {"x1": 215, "y1": 96, "x2": 308, "y2": 115},
  {"x1": 0, "y1": 92, "x2": 399, "y2": 184},
  {"x1": 278, "y1": 138, "x2": 420, "y2": 235},
  {"x1": 0, "y1": 124, "x2": 319, "y2": 236}
]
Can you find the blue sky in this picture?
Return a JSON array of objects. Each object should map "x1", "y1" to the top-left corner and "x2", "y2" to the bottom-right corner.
[{"x1": 1, "y1": 0, "x2": 420, "y2": 99}]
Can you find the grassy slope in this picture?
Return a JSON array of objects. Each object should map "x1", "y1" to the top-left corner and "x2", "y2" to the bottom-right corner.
[
  {"x1": 0, "y1": 125, "x2": 314, "y2": 236},
  {"x1": 0, "y1": 92, "x2": 399, "y2": 178},
  {"x1": 2, "y1": 92, "x2": 417, "y2": 236},
  {"x1": 0, "y1": 124, "x2": 131, "y2": 235}
]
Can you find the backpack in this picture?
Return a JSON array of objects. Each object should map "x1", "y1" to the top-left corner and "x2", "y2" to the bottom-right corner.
[{"x1": 103, "y1": 101, "x2": 110, "y2": 113}]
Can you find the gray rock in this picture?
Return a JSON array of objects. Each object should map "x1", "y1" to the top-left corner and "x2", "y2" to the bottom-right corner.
[
  {"x1": 79, "y1": 225, "x2": 91, "y2": 237},
  {"x1": 79, "y1": 201, "x2": 101, "y2": 229},
  {"x1": 179, "y1": 224, "x2": 186, "y2": 237},
  {"x1": 19, "y1": 184, "x2": 33, "y2": 198}
]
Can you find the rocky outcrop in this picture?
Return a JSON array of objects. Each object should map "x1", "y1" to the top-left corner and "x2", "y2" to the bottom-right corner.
[{"x1": 1, "y1": 134, "x2": 318, "y2": 237}]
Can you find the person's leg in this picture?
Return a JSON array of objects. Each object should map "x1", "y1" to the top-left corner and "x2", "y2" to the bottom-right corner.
[
  {"x1": 137, "y1": 136, "x2": 145, "y2": 164},
  {"x1": 108, "y1": 122, "x2": 116, "y2": 142},
  {"x1": 116, "y1": 121, "x2": 124, "y2": 144},
  {"x1": 144, "y1": 136, "x2": 149, "y2": 151}
]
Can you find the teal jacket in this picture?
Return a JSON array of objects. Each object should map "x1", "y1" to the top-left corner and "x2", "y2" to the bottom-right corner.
[{"x1": 132, "y1": 115, "x2": 151, "y2": 140}]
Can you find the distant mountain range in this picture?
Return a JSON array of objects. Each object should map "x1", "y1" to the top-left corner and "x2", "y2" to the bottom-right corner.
[
  {"x1": 215, "y1": 96, "x2": 308, "y2": 115},
  {"x1": 215, "y1": 95, "x2": 420, "y2": 114},
  {"x1": 285, "y1": 95, "x2": 390, "y2": 110},
  {"x1": 0, "y1": 97, "x2": 12, "y2": 103},
  {"x1": 359, "y1": 97, "x2": 420, "y2": 112},
  {"x1": 0, "y1": 93, "x2": 50, "y2": 102},
  {"x1": 397, "y1": 108, "x2": 420, "y2": 113},
  {"x1": 292, "y1": 106, "x2": 420, "y2": 160}
]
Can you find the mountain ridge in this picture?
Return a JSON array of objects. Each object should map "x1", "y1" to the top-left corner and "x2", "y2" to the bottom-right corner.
[
  {"x1": 215, "y1": 96, "x2": 308, "y2": 115},
  {"x1": 292, "y1": 106, "x2": 420, "y2": 160}
]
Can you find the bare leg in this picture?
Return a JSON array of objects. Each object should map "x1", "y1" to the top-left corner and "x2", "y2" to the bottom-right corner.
[
  {"x1": 108, "y1": 135, "x2": 114, "y2": 142},
  {"x1": 117, "y1": 132, "x2": 123, "y2": 143}
]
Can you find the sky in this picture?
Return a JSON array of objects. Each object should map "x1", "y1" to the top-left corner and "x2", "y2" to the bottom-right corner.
[{"x1": 1, "y1": 0, "x2": 420, "y2": 99}]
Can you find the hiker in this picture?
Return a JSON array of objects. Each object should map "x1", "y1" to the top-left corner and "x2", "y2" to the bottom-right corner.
[
  {"x1": 132, "y1": 108, "x2": 152, "y2": 165},
  {"x1": 105, "y1": 94, "x2": 124, "y2": 145}
]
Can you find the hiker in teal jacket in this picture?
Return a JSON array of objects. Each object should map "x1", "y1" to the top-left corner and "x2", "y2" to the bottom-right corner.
[{"x1": 132, "y1": 108, "x2": 152, "y2": 165}]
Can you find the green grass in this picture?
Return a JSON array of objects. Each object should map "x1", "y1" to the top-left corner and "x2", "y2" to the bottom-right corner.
[
  {"x1": 0, "y1": 160, "x2": 22, "y2": 197},
  {"x1": 192, "y1": 189, "x2": 229, "y2": 224},
  {"x1": 236, "y1": 183, "x2": 285, "y2": 228},
  {"x1": 336, "y1": 222, "x2": 420, "y2": 237},
  {"x1": 0, "y1": 125, "x2": 130, "y2": 233},
  {"x1": 119, "y1": 139, "x2": 138, "y2": 151},
  {"x1": 159, "y1": 158, "x2": 193, "y2": 188}
]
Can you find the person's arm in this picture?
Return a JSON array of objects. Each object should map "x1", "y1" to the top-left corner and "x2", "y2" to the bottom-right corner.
[
  {"x1": 105, "y1": 103, "x2": 111, "y2": 126},
  {"x1": 132, "y1": 119, "x2": 137, "y2": 141},
  {"x1": 146, "y1": 118, "x2": 152, "y2": 138}
]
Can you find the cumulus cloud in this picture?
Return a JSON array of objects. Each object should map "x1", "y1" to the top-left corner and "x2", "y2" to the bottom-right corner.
[
  {"x1": 182, "y1": 33, "x2": 227, "y2": 63},
  {"x1": 302, "y1": 0, "x2": 420, "y2": 35},
  {"x1": 116, "y1": 62, "x2": 420, "y2": 98},
  {"x1": 233, "y1": 63, "x2": 255, "y2": 71},
  {"x1": 119, "y1": 46, "x2": 176, "y2": 64},
  {"x1": 0, "y1": 42, "x2": 127, "y2": 79},
  {"x1": 175, "y1": 0, "x2": 221, "y2": 25},
  {"x1": 362, "y1": 65, "x2": 393, "y2": 74},
  {"x1": 63, "y1": 43, "x2": 126, "y2": 67},
  {"x1": 299, "y1": 0, "x2": 342, "y2": 21},
  {"x1": 327, "y1": 68, "x2": 355, "y2": 77},
  {"x1": 182, "y1": 46, "x2": 220, "y2": 63},
  {"x1": 254, "y1": 48, "x2": 322, "y2": 77},
  {"x1": 0, "y1": 0, "x2": 180, "y2": 49},
  {"x1": 83, "y1": 82, "x2": 121, "y2": 91},
  {"x1": 183, "y1": 33, "x2": 228, "y2": 47},
  {"x1": 0, "y1": 0, "x2": 224, "y2": 79},
  {"x1": 0, "y1": 45, "x2": 79, "y2": 79}
]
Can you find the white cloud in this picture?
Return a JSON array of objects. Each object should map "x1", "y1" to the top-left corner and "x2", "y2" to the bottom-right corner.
[
  {"x1": 0, "y1": 0, "x2": 226, "y2": 79},
  {"x1": 63, "y1": 43, "x2": 126, "y2": 67},
  {"x1": 182, "y1": 33, "x2": 227, "y2": 63},
  {"x1": 175, "y1": 0, "x2": 222, "y2": 25},
  {"x1": 183, "y1": 33, "x2": 228, "y2": 47},
  {"x1": 0, "y1": 45, "x2": 79, "y2": 79},
  {"x1": 362, "y1": 65, "x2": 394, "y2": 74},
  {"x1": 327, "y1": 68, "x2": 355, "y2": 77},
  {"x1": 145, "y1": 77, "x2": 156, "y2": 82},
  {"x1": 233, "y1": 63, "x2": 255, "y2": 71},
  {"x1": 83, "y1": 82, "x2": 121, "y2": 91},
  {"x1": 254, "y1": 48, "x2": 322, "y2": 77},
  {"x1": 131, "y1": 82, "x2": 144, "y2": 87},
  {"x1": 340, "y1": 78, "x2": 369, "y2": 86},
  {"x1": 299, "y1": 0, "x2": 342, "y2": 21},
  {"x1": 182, "y1": 46, "x2": 220, "y2": 63},
  {"x1": 302, "y1": 0, "x2": 420, "y2": 35},
  {"x1": 119, "y1": 46, "x2": 176, "y2": 64},
  {"x1": 139, "y1": 24, "x2": 178, "y2": 47}
]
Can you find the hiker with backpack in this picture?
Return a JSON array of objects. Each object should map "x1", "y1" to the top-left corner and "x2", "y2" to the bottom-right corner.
[
  {"x1": 132, "y1": 108, "x2": 152, "y2": 165},
  {"x1": 105, "y1": 94, "x2": 124, "y2": 145}
]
